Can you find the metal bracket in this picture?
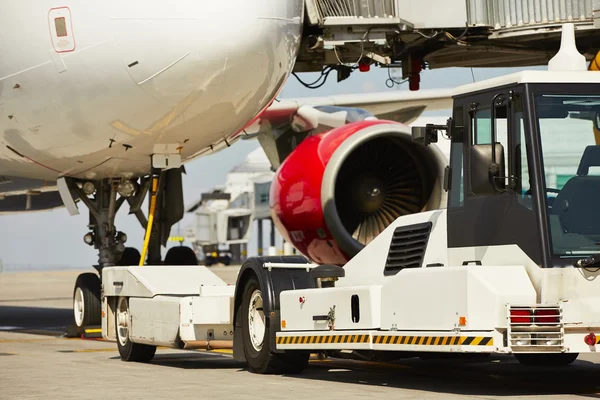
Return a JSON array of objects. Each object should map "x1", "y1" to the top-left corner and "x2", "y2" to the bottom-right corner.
[
  {"x1": 327, "y1": 305, "x2": 336, "y2": 330},
  {"x1": 263, "y1": 262, "x2": 318, "y2": 272},
  {"x1": 57, "y1": 177, "x2": 79, "y2": 216}
]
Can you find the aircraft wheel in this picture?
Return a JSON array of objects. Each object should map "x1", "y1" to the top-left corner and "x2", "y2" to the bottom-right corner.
[
  {"x1": 241, "y1": 275, "x2": 308, "y2": 374},
  {"x1": 515, "y1": 353, "x2": 578, "y2": 366},
  {"x1": 73, "y1": 273, "x2": 101, "y2": 334},
  {"x1": 115, "y1": 297, "x2": 156, "y2": 362},
  {"x1": 118, "y1": 247, "x2": 141, "y2": 266},
  {"x1": 164, "y1": 246, "x2": 198, "y2": 265}
]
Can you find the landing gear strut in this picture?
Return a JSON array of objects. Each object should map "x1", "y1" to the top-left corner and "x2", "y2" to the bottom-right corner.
[
  {"x1": 71, "y1": 178, "x2": 135, "y2": 334},
  {"x1": 63, "y1": 168, "x2": 189, "y2": 335}
]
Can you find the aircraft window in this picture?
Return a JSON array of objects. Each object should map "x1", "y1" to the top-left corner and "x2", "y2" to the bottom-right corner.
[{"x1": 55, "y1": 17, "x2": 68, "y2": 37}]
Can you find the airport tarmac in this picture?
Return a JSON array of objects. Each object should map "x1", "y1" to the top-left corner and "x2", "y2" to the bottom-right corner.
[{"x1": 2, "y1": 267, "x2": 600, "y2": 400}]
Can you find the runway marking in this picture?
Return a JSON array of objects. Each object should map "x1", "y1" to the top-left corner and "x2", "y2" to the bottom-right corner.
[
  {"x1": 0, "y1": 338, "x2": 56, "y2": 343},
  {"x1": 57, "y1": 348, "x2": 117, "y2": 353},
  {"x1": 59, "y1": 346, "x2": 183, "y2": 353},
  {"x1": 201, "y1": 349, "x2": 233, "y2": 355},
  {"x1": 54, "y1": 346, "x2": 232, "y2": 354},
  {"x1": 317, "y1": 359, "x2": 412, "y2": 371},
  {"x1": 0, "y1": 326, "x2": 23, "y2": 331},
  {"x1": 0, "y1": 297, "x2": 71, "y2": 303}
]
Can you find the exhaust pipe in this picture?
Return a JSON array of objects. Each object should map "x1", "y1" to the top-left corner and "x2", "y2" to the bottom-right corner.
[{"x1": 182, "y1": 340, "x2": 233, "y2": 350}]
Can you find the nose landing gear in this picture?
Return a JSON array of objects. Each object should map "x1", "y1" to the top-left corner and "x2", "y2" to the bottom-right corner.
[{"x1": 64, "y1": 169, "x2": 194, "y2": 336}]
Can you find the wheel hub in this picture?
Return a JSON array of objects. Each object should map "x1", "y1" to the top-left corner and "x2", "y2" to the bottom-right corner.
[
  {"x1": 248, "y1": 289, "x2": 266, "y2": 352},
  {"x1": 73, "y1": 287, "x2": 85, "y2": 327},
  {"x1": 116, "y1": 297, "x2": 130, "y2": 347}
]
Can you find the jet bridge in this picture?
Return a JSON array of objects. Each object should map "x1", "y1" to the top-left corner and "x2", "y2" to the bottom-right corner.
[{"x1": 297, "y1": 0, "x2": 600, "y2": 89}]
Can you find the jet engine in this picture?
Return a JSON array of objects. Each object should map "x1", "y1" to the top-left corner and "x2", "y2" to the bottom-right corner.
[{"x1": 270, "y1": 119, "x2": 448, "y2": 265}]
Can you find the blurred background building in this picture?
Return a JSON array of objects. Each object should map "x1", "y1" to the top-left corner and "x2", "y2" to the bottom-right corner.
[{"x1": 176, "y1": 147, "x2": 294, "y2": 265}]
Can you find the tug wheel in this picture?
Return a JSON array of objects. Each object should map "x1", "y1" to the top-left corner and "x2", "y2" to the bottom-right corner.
[
  {"x1": 240, "y1": 275, "x2": 308, "y2": 374},
  {"x1": 515, "y1": 353, "x2": 578, "y2": 366},
  {"x1": 115, "y1": 297, "x2": 156, "y2": 362}
]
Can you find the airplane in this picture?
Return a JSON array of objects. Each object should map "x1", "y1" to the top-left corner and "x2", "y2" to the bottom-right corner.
[{"x1": 5, "y1": 2, "x2": 585, "y2": 336}]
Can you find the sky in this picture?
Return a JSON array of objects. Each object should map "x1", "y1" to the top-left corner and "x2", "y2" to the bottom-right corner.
[{"x1": 0, "y1": 64, "x2": 543, "y2": 268}]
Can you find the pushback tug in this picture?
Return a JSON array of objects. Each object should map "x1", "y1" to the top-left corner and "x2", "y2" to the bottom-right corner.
[{"x1": 102, "y1": 24, "x2": 600, "y2": 372}]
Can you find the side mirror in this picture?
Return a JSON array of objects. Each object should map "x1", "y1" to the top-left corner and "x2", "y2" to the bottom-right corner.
[
  {"x1": 470, "y1": 143, "x2": 506, "y2": 195},
  {"x1": 411, "y1": 126, "x2": 438, "y2": 146},
  {"x1": 411, "y1": 118, "x2": 453, "y2": 146},
  {"x1": 595, "y1": 112, "x2": 600, "y2": 131}
]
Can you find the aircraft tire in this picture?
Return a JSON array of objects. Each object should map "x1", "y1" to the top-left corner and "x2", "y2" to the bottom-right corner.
[
  {"x1": 164, "y1": 246, "x2": 198, "y2": 265},
  {"x1": 73, "y1": 273, "x2": 101, "y2": 334},
  {"x1": 221, "y1": 255, "x2": 232, "y2": 266},
  {"x1": 118, "y1": 247, "x2": 141, "y2": 266}
]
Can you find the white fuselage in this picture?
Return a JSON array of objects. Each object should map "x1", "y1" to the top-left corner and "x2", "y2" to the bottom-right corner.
[{"x1": 0, "y1": 0, "x2": 304, "y2": 181}]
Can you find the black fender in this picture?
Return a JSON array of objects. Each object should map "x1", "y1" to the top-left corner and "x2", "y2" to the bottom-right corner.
[{"x1": 233, "y1": 256, "x2": 315, "y2": 361}]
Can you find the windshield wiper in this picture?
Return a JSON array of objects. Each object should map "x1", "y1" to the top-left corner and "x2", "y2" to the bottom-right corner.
[{"x1": 574, "y1": 254, "x2": 600, "y2": 268}]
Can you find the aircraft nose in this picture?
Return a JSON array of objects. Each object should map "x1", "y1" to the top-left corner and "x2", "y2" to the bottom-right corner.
[
  {"x1": 110, "y1": 0, "x2": 303, "y2": 144},
  {"x1": 210, "y1": 0, "x2": 304, "y2": 76},
  {"x1": 219, "y1": 1, "x2": 305, "y2": 99}
]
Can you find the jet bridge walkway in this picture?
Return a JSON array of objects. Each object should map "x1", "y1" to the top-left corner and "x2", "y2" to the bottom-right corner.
[{"x1": 296, "y1": 0, "x2": 600, "y2": 88}]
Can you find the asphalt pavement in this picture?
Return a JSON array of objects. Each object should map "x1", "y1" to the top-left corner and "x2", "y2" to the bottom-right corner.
[{"x1": 2, "y1": 267, "x2": 600, "y2": 400}]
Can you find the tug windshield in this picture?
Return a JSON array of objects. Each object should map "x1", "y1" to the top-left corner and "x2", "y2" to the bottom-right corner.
[{"x1": 535, "y1": 93, "x2": 600, "y2": 259}]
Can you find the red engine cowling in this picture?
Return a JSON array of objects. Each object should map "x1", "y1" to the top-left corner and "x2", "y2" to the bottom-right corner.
[{"x1": 270, "y1": 119, "x2": 447, "y2": 265}]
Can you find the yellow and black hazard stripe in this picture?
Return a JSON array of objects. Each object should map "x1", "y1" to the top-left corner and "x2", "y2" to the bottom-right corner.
[
  {"x1": 373, "y1": 335, "x2": 493, "y2": 346},
  {"x1": 277, "y1": 334, "x2": 493, "y2": 346},
  {"x1": 276, "y1": 334, "x2": 370, "y2": 345}
]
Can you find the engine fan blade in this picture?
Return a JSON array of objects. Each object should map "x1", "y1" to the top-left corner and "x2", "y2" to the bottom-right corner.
[{"x1": 335, "y1": 136, "x2": 428, "y2": 246}]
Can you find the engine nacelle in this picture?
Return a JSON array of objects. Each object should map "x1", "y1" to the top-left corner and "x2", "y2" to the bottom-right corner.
[{"x1": 270, "y1": 120, "x2": 447, "y2": 265}]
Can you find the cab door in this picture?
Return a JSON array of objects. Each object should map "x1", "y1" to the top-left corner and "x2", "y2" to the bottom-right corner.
[{"x1": 446, "y1": 88, "x2": 543, "y2": 265}]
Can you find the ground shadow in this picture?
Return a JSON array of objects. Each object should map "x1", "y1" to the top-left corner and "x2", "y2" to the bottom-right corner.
[
  {"x1": 103, "y1": 348, "x2": 600, "y2": 397},
  {"x1": 0, "y1": 305, "x2": 72, "y2": 336},
  {"x1": 109, "y1": 351, "x2": 248, "y2": 371},
  {"x1": 286, "y1": 355, "x2": 600, "y2": 397}
]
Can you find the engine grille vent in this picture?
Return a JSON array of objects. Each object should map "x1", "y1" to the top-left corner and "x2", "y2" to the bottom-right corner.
[{"x1": 384, "y1": 222, "x2": 432, "y2": 276}]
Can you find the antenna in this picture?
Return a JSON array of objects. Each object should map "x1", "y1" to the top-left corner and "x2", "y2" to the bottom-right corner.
[{"x1": 548, "y1": 23, "x2": 587, "y2": 71}]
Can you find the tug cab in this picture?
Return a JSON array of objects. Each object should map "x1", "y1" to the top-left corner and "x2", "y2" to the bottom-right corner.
[{"x1": 444, "y1": 77, "x2": 600, "y2": 270}]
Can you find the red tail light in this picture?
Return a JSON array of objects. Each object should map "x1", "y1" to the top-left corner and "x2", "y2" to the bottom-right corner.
[
  {"x1": 535, "y1": 309, "x2": 560, "y2": 324},
  {"x1": 584, "y1": 333, "x2": 597, "y2": 346},
  {"x1": 510, "y1": 309, "x2": 532, "y2": 324}
]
